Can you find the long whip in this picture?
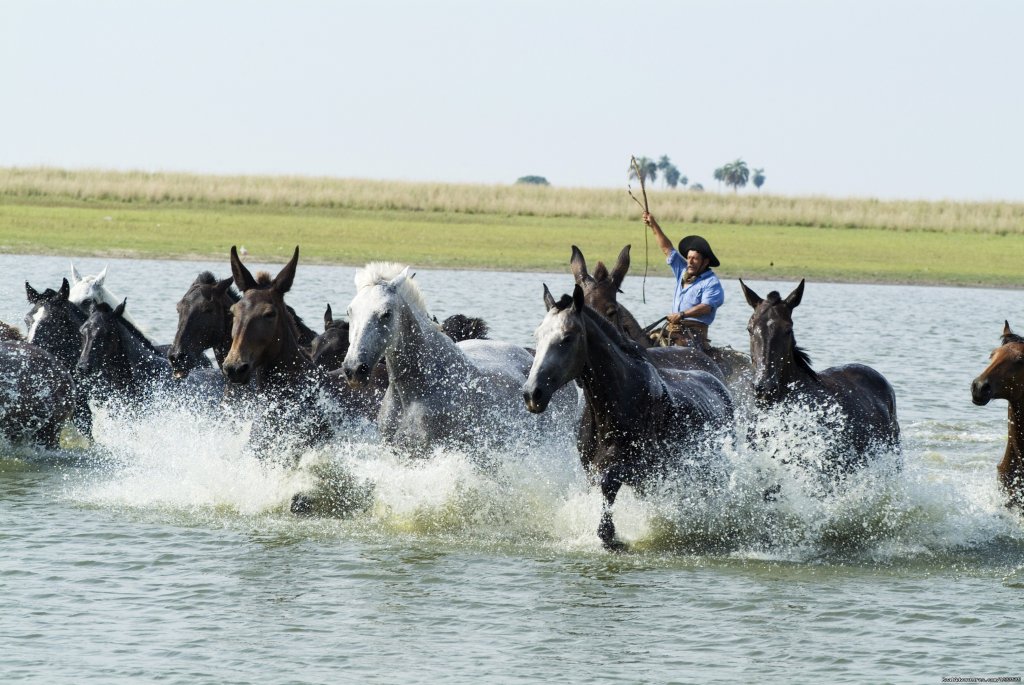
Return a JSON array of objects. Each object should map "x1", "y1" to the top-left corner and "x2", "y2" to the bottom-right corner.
[{"x1": 628, "y1": 155, "x2": 650, "y2": 304}]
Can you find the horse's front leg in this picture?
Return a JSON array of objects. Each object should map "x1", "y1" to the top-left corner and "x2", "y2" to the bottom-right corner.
[{"x1": 597, "y1": 462, "x2": 629, "y2": 552}]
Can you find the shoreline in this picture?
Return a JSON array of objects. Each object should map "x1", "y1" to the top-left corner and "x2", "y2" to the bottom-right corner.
[{"x1": 5, "y1": 245, "x2": 1019, "y2": 291}]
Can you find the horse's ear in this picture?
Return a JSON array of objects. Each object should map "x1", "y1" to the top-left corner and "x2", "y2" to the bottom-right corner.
[
  {"x1": 213, "y1": 277, "x2": 234, "y2": 298},
  {"x1": 230, "y1": 245, "x2": 259, "y2": 292},
  {"x1": 114, "y1": 298, "x2": 127, "y2": 318},
  {"x1": 784, "y1": 279, "x2": 805, "y2": 310},
  {"x1": 324, "y1": 304, "x2": 334, "y2": 329},
  {"x1": 387, "y1": 266, "x2": 411, "y2": 292},
  {"x1": 569, "y1": 245, "x2": 589, "y2": 284},
  {"x1": 572, "y1": 284, "x2": 585, "y2": 312},
  {"x1": 1004, "y1": 320, "x2": 1013, "y2": 337},
  {"x1": 25, "y1": 281, "x2": 41, "y2": 303},
  {"x1": 69, "y1": 262, "x2": 82, "y2": 284},
  {"x1": 96, "y1": 266, "x2": 108, "y2": 286},
  {"x1": 611, "y1": 244, "x2": 631, "y2": 290},
  {"x1": 272, "y1": 246, "x2": 300, "y2": 294},
  {"x1": 58, "y1": 278, "x2": 70, "y2": 301},
  {"x1": 739, "y1": 279, "x2": 763, "y2": 309},
  {"x1": 543, "y1": 284, "x2": 557, "y2": 311}
]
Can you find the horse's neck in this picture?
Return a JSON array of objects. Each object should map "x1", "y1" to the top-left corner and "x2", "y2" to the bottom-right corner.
[
  {"x1": 258, "y1": 326, "x2": 318, "y2": 393},
  {"x1": 780, "y1": 344, "x2": 817, "y2": 392},
  {"x1": 213, "y1": 305, "x2": 234, "y2": 366},
  {"x1": 386, "y1": 303, "x2": 469, "y2": 390},
  {"x1": 579, "y1": 313, "x2": 660, "y2": 431},
  {"x1": 617, "y1": 306, "x2": 651, "y2": 348},
  {"x1": 116, "y1": 321, "x2": 165, "y2": 377},
  {"x1": 1001, "y1": 401, "x2": 1024, "y2": 491}
]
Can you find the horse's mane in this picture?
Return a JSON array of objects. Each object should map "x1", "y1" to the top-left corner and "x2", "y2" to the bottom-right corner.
[
  {"x1": 92, "y1": 302, "x2": 160, "y2": 353},
  {"x1": 194, "y1": 271, "x2": 241, "y2": 302},
  {"x1": 554, "y1": 294, "x2": 648, "y2": 364},
  {"x1": 354, "y1": 262, "x2": 428, "y2": 314},
  {"x1": 0, "y1": 321, "x2": 24, "y2": 341},
  {"x1": 1002, "y1": 332, "x2": 1024, "y2": 346},
  {"x1": 763, "y1": 291, "x2": 818, "y2": 381}
]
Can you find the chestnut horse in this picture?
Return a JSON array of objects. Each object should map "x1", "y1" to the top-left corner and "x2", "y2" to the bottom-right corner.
[
  {"x1": 971, "y1": 320, "x2": 1024, "y2": 508},
  {"x1": 740, "y1": 279, "x2": 900, "y2": 472},
  {"x1": 523, "y1": 284, "x2": 733, "y2": 550}
]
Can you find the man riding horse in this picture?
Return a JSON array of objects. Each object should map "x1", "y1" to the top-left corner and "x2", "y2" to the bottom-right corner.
[{"x1": 642, "y1": 211, "x2": 724, "y2": 351}]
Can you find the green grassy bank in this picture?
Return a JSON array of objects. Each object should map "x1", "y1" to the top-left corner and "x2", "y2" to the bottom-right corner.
[{"x1": 2, "y1": 168, "x2": 1023, "y2": 287}]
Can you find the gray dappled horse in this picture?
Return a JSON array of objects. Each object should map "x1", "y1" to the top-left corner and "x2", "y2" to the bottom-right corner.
[
  {"x1": 341, "y1": 262, "x2": 576, "y2": 455},
  {"x1": 523, "y1": 284, "x2": 733, "y2": 550}
]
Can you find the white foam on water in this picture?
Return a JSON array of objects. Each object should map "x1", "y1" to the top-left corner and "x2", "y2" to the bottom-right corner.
[{"x1": 49, "y1": 395, "x2": 1024, "y2": 565}]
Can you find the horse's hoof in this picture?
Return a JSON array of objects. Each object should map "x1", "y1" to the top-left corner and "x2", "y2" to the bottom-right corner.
[
  {"x1": 290, "y1": 493, "x2": 315, "y2": 516},
  {"x1": 602, "y1": 537, "x2": 628, "y2": 553}
]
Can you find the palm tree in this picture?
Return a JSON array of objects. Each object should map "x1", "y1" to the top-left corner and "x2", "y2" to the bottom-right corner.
[
  {"x1": 628, "y1": 156, "x2": 658, "y2": 185},
  {"x1": 752, "y1": 168, "x2": 766, "y2": 191},
  {"x1": 664, "y1": 165, "x2": 680, "y2": 189},
  {"x1": 723, "y1": 158, "x2": 750, "y2": 192},
  {"x1": 713, "y1": 166, "x2": 725, "y2": 191},
  {"x1": 657, "y1": 155, "x2": 672, "y2": 188}
]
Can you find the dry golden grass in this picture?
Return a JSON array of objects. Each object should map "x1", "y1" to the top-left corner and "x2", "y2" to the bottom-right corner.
[{"x1": 2, "y1": 166, "x2": 1023, "y2": 234}]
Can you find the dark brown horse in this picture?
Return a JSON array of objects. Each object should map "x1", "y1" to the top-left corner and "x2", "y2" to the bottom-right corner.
[
  {"x1": 569, "y1": 244, "x2": 728, "y2": 384},
  {"x1": 0, "y1": 340, "x2": 75, "y2": 448},
  {"x1": 170, "y1": 269, "x2": 318, "y2": 380},
  {"x1": 224, "y1": 246, "x2": 381, "y2": 458},
  {"x1": 740, "y1": 279, "x2": 900, "y2": 471},
  {"x1": 523, "y1": 284, "x2": 733, "y2": 550},
  {"x1": 971, "y1": 320, "x2": 1024, "y2": 508}
]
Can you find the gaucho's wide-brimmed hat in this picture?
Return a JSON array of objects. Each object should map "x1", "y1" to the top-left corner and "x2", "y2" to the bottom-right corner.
[{"x1": 677, "y1": 235, "x2": 720, "y2": 267}]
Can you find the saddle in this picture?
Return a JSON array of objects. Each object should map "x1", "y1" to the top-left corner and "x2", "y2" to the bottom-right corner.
[{"x1": 650, "y1": 320, "x2": 749, "y2": 381}]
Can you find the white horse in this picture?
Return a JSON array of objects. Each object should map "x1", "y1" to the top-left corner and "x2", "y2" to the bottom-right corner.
[
  {"x1": 69, "y1": 262, "x2": 139, "y2": 327},
  {"x1": 341, "y1": 263, "x2": 577, "y2": 454}
]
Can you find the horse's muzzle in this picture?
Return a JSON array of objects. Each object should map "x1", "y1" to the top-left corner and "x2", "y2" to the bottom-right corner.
[
  {"x1": 522, "y1": 386, "x2": 550, "y2": 413},
  {"x1": 971, "y1": 378, "x2": 993, "y2": 406},
  {"x1": 342, "y1": 361, "x2": 371, "y2": 389},
  {"x1": 223, "y1": 361, "x2": 252, "y2": 385}
]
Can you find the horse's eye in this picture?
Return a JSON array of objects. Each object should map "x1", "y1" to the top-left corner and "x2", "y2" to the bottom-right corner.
[
  {"x1": 262, "y1": 310, "x2": 276, "y2": 319},
  {"x1": 606, "y1": 308, "x2": 618, "y2": 318},
  {"x1": 380, "y1": 310, "x2": 391, "y2": 321}
]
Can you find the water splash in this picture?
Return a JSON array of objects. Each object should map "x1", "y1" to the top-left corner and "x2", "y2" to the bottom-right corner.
[{"x1": 38, "y1": 394, "x2": 1024, "y2": 567}]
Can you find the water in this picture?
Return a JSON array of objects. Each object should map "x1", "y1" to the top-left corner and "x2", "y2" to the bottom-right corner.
[{"x1": 2, "y1": 253, "x2": 1022, "y2": 683}]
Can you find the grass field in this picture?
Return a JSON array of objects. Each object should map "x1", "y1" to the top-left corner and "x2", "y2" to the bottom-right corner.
[{"x1": 2, "y1": 167, "x2": 1023, "y2": 287}]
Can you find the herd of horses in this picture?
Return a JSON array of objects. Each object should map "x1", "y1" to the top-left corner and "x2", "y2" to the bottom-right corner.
[{"x1": 1, "y1": 244, "x2": 1019, "y2": 549}]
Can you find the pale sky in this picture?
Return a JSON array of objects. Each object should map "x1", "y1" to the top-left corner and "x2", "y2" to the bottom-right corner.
[{"x1": 3, "y1": 0, "x2": 1022, "y2": 201}]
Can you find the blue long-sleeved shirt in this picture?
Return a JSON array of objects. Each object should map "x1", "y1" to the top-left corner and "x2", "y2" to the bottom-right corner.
[{"x1": 667, "y1": 250, "x2": 725, "y2": 325}]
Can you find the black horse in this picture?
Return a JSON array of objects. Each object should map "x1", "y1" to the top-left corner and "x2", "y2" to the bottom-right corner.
[
  {"x1": 25, "y1": 278, "x2": 94, "y2": 437},
  {"x1": 740, "y1": 279, "x2": 900, "y2": 471},
  {"x1": 77, "y1": 299, "x2": 174, "y2": 408},
  {"x1": 523, "y1": 284, "x2": 733, "y2": 550},
  {"x1": 0, "y1": 340, "x2": 75, "y2": 448}
]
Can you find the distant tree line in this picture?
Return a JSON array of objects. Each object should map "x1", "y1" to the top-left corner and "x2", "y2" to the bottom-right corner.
[{"x1": 628, "y1": 155, "x2": 766, "y2": 193}]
